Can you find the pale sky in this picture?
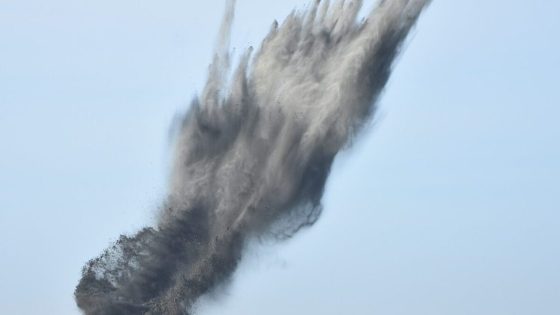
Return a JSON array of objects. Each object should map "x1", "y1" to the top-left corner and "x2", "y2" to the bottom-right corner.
[{"x1": 1, "y1": 0, "x2": 559, "y2": 314}]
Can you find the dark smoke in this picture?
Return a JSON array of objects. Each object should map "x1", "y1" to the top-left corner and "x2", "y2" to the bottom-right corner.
[{"x1": 75, "y1": 0, "x2": 430, "y2": 314}]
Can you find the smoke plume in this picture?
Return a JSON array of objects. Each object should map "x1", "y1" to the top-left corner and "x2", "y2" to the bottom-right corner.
[{"x1": 75, "y1": 0, "x2": 430, "y2": 314}]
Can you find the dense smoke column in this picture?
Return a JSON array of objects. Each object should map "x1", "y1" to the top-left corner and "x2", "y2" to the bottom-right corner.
[{"x1": 75, "y1": 0, "x2": 431, "y2": 314}]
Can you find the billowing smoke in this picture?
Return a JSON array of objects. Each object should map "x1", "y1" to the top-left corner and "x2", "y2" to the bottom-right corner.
[{"x1": 75, "y1": 0, "x2": 430, "y2": 314}]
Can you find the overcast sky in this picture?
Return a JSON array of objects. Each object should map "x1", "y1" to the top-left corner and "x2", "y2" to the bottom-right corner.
[{"x1": 1, "y1": 0, "x2": 559, "y2": 314}]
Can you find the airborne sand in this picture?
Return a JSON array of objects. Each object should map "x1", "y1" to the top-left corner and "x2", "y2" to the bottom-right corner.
[{"x1": 75, "y1": 1, "x2": 431, "y2": 314}]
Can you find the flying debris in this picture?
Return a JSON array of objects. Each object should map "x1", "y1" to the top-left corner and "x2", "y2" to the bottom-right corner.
[{"x1": 75, "y1": 0, "x2": 431, "y2": 314}]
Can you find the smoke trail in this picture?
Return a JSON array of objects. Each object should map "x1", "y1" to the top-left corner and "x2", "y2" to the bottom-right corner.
[{"x1": 75, "y1": 0, "x2": 430, "y2": 314}]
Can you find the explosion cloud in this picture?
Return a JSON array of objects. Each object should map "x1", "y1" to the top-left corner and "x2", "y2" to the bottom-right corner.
[{"x1": 75, "y1": 0, "x2": 431, "y2": 314}]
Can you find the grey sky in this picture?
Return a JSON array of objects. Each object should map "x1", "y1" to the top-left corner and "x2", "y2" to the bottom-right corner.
[{"x1": 1, "y1": 0, "x2": 559, "y2": 314}]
